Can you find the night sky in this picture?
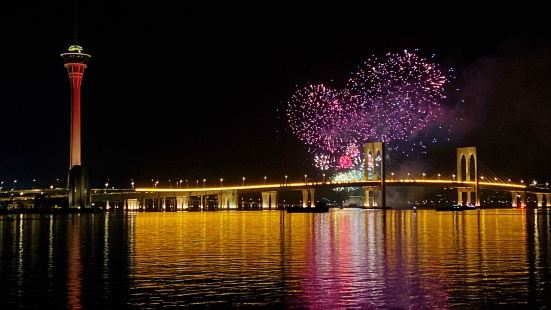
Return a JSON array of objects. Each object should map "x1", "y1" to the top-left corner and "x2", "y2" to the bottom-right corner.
[{"x1": 1, "y1": 3, "x2": 550, "y2": 188}]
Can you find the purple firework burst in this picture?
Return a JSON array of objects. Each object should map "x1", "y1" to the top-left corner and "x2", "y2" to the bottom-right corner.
[{"x1": 286, "y1": 50, "x2": 451, "y2": 170}]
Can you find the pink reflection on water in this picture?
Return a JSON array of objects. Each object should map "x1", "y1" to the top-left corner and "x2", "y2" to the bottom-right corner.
[
  {"x1": 299, "y1": 212, "x2": 376, "y2": 308},
  {"x1": 296, "y1": 211, "x2": 450, "y2": 308}
]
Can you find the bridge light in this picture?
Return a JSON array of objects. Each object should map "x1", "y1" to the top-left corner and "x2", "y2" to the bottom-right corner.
[
  {"x1": 520, "y1": 180, "x2": 524, "y2": 184},
  {"x1": 452, "y1": 174, "x2": 456, "y2": 180}
]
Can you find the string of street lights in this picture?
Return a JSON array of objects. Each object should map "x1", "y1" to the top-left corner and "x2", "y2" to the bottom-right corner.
[
  {"x1": 125, "y1": 173, "x2": 545, "y2": 189},
  {"x1": 1, "y1": 173, "x2": 549, "y2": 193}
]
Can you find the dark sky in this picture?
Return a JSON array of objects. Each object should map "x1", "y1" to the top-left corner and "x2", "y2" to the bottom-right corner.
[{"x1": 1, "y1": 3, "x2": 550, "y2": 188}]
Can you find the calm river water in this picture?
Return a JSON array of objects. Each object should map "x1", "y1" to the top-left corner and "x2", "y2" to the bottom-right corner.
[{"x1": 1, "y1": 209, "x2": 550, "y2": 309}]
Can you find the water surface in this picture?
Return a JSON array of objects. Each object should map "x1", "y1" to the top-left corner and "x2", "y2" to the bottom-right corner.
[{"x1": 1, "y1": 209, "x2": 550, "y2": 308}]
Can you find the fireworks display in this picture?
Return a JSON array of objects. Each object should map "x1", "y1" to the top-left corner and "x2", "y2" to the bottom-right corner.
[
  {"x1": 286, "y1": 50, "x2": 451, "y2": 176},
  {"x1": 313, "y1": 154, "x2": 332, "y2": 171},
  {"x1": 286, "y1": 84, "x2": 365, "y2": 157},
  {"x1": 338, "y1": 155, "x2": 353, "y2": 169},
  {"x1": 332, "y1": 168, "x2": 365, "y2": 192},
  {"x1": 348, "y1": 50, "x2": 447, "y2": 143}
]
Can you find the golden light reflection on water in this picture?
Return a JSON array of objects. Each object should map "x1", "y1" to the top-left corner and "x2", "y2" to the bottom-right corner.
[
  {"x1": 132, "y1": 211, "x2": 294, "y2": 307},
  {"x1": 129, "y1": 209, "x2": 544, "y2": 308},
  {"x1": 0, "y1": 209, "x2": 550, "y2": 308}
]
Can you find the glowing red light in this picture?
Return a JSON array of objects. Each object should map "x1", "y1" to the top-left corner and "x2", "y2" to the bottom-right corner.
[{"x1": 339, "y1": 155, "x2": 353, "y2": 169}]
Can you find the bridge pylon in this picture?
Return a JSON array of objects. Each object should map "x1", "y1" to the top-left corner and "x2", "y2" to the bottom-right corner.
[
  {"x1": 457, "y1": 147, "x2": 480, "y2": 207},
  {"x1": 363, "y1": 142, "x2": 386, "y2": 208}
]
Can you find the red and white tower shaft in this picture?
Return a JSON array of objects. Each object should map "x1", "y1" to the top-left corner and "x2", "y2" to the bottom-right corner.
[
  {"x1": 61, "y1": 45, "x2": 90, "y2": 168},
  {"x1": 65, "y1": 62, "x2": 86, "y2": 167}
]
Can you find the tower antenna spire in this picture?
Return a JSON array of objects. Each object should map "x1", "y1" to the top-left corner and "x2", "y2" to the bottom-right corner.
[{"x1": 73, "y1": 0, "x2": 78, "y2": 44}]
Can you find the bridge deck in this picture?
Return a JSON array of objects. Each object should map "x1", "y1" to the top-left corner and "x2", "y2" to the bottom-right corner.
[{"x1": 2, "y1": 179, "x2": 549, "y2": 203}]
